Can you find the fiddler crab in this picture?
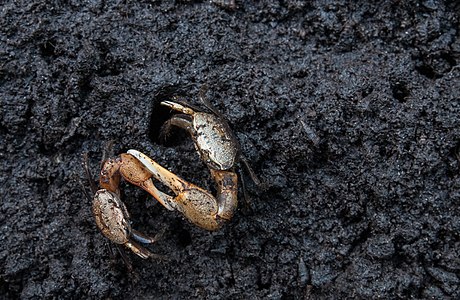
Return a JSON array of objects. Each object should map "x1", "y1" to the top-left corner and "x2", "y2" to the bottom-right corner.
[
  {"x1": 84, "y1": 97, "x2": 260, "y2": 261},
  {"x1": 83, "y1": 152, "x2": 164, "y2": 262}
]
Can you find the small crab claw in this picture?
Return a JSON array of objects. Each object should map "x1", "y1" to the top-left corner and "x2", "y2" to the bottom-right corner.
[
  {"x1": 161, "y1": 101, "x2": 195, "y2": 115},
  {"x1": 128, "y1": 149, "x2": 225, "y2": 230}
]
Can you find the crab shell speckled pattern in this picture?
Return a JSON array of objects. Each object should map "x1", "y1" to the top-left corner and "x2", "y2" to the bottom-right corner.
[
  {"x1": 92, "y1": 189, "x2": 131, "y2": 245},
  {"x1": 192, "y1": 112, "x2": 239, "y2": 171}
]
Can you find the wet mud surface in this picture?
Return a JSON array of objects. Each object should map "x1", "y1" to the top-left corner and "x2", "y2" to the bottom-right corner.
[{"x1": 1, "y1": 1, "x2": 460, "y2": 299}]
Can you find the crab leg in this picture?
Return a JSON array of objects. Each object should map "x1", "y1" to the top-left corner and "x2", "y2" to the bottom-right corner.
[
  {"x1": 124, "y1": 240, "x2": 154, "y2": 259},
  {"x1": 210, "y1": 169, "x2": 238, "y2": 221},
  {"x1": 131, "y1": 229, "x2": 162, "y2": 244}
]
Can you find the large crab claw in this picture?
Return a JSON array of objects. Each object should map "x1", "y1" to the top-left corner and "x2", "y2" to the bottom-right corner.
[
  {"x1": 100, "y1": 153, "x2": 175, "y2": 211},
  {"x1": 128, "y1": 149, "x2": 238, "y2": 231}
]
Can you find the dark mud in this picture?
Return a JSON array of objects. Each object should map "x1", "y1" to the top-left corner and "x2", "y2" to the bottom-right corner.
[{"x1": 1, "y1": 1, "x2": 460, "y2": 299}]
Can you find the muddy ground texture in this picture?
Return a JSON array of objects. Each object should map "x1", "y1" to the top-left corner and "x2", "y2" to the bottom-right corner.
[{"x1": 1, "y1": 1, "x2": 460, "y2": 299}]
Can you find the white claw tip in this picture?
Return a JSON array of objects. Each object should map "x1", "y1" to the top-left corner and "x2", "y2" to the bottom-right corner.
[
  {"x1": 127, "y1": 149, "x2": 149, "y2": 168},
  {"x1": 127, "y1": 149, "x2": 141, "y2": 157},
  {"x1": 127, "y1": 149, "x2": 157, "y2": 176}
]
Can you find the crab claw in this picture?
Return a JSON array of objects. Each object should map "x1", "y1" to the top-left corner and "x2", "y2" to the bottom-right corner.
[
  {"x1": 161, "y1": 100, "x2": 196, "y2": 115},
  {"x1": 127, "y1": 149, "x2": 226, "y2": 230},
  {"x1": 100, "y1": 154, "x2": 175, "y2": 211}
]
